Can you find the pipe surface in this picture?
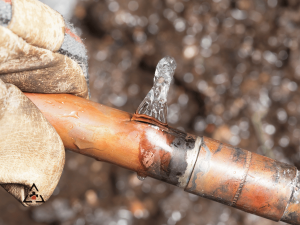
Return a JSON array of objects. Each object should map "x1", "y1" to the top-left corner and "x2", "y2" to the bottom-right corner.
[
  {"x1": 185, "y1": 137, "x2": 299, "y2": 223},
  {"x1": 25, "y1": 93, "x2": 300, "y2": 225}
]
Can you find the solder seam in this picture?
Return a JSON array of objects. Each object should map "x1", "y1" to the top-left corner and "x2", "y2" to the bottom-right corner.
[
  {"x1": 231, "y1": 151, "x2": 252, "y2": 206},
  {"x1": 281, "y1": 169, "x2": 299, "y2": 221},
  {"x1": 184, "y1": 136, "x2": 203, "y2": 190}
]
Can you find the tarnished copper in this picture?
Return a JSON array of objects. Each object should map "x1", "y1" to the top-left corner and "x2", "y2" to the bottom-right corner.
[
  {"x1": 25, "y1": 93, "x2": 300, "y2": 225},
  {"x1": 281, "y1": 172, "x2": 300, "y2": 224},
  {"x1": 137, "y1": 125, "x2": 201, "y2": 187},
  {"x1": 185, "y1": 137, "x2": 298, "y2": 222}
]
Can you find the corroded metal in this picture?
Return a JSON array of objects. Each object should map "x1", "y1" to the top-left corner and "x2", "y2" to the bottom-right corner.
[
  {"x1": 281, "y1": 172, "x2": 300, "y2": 224},
  {"x1": 185, "y1": 137, "x2": 298, "y2": 222},
  {"x1": 138, "y1": 125, "x2": 201, "y2": 187}
]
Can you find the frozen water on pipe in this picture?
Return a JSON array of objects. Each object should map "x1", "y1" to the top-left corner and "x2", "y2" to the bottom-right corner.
[{"x1": 136, "y1": 56, "x2": 177, "y2": 124}]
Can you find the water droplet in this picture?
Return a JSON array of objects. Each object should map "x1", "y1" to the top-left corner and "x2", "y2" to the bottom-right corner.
[
  {"x1": 137, "y1": 175, "x2": 146, "y2": 181},
  {"x1": 58, "y1": 106, "x2": 61, "y2": 109},
  {"x1": 46, "y1": 101, "x2": 52, "y2": 104},
  {"x1": 63, "y1": 111, "x2": 79, "y2": 119},
  {"x1": 61, "y1": 102, "x2": 64, "y2": 104}
]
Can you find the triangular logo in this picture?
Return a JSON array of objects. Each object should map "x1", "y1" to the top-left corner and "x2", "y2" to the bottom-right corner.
[{"x1": 23, "y1": 183, "x2": 45, "y2": 203}]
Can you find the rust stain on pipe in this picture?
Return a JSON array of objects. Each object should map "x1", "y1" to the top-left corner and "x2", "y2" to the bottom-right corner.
[{"x1": 25, "y1": 93, "x2": 300, "y2": 225}]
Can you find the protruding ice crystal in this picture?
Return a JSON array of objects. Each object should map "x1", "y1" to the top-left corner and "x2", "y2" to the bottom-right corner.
[{"x1": 136, "y1": 56, "x2": 177, "y2": 124}]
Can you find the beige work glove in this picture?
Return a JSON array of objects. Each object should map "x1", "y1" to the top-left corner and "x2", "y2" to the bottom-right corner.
[{"x1": 0, "y1": 0, "x2": 89, "y2": 206}]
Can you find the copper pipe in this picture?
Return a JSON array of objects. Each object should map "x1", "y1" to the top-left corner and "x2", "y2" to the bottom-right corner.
[{"x1": 24, "y1": 93, "x2": 300, "y2": 225}]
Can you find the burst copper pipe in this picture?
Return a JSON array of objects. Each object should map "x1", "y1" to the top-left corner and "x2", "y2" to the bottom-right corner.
[{"x1": 24, "y1": 92, "x2": 300, "y2": 225}]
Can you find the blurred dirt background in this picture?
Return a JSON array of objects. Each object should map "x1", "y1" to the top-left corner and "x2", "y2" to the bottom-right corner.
[{"x1": 1, "y1": 0, "x2": 300, "y2": 224}]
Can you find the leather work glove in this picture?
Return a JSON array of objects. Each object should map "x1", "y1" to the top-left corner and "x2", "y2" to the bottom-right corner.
[{"x1": 0, "y1": 0, "x2": 89, "y2": 206}]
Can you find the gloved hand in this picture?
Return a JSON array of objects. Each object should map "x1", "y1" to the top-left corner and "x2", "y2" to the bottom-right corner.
[{"x1": 0, "y1": 0, "x2": 89, "y2": 206}]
